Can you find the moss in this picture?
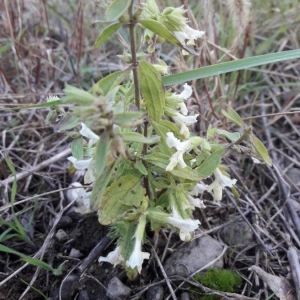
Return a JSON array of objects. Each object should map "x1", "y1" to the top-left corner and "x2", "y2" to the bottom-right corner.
[{"x1": 191, "y1": 268, "x2": 242, "y2": 300}]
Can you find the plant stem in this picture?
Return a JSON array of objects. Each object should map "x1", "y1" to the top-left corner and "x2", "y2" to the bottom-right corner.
[{"x1": 128, "y1": 2, "x2": 141, "y2": 132}]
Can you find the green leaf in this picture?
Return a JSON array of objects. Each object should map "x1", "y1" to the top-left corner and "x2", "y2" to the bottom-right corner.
[
  {"x1": 162, "y1": 50, "x2": 300, "y2": 86},
  {"x1": 114, "y1": 112, "x2": 144, "y2": 127},
  {"x1": 1, "y1": 99, "x2": 62, "y2": 111},
  {"x1": 139, "y1": 19, "x2": 198, "y2": 56},
  {"x1": 250, "y1": 134, "x2": 272, "y2": 166},
  {"x1": 71, "y1": 138, "x2": 84, "y2": 160},
  {"x1": 0, "y1": 244, "x2": 62, "y2": 275},
  {"x1": 134, "y1": 160, "x2": 148, "y2": 175},
  {"x1": 98, "y1": 175, "x2": 146, "y2": 225},
  {"x1": 122, "y1": 132, "x2": 160, "y2": 144},
  {"x1": 222, "y1": 108, "x2": 244, "y2": 127},
  {"x1": 196, "y1": 148, "x2": 225, "y2": 177},
  {"x1": 94, "y1": 23, "x2": 122, "y2": 49},
  {"x1": 95, "y1": 132, "x2": 110, "y2": 176},
  {"x1": 107, "y1": 0, "x2": 131, "y2": 21},
  {"x1": 217, "y1": 129, "x2": 240, "y2": 142},
  {"x1": 89, "y1": 70, "x2": 125, "y2": 96},
  {"x1": 90, "y1": 161, "x2": 117, "y2": 211},
  {"x1": 139, "y1": 61, "x2": 165, "y2": 122},
  {"x1": 57, "y1": 114, "x2": 80, "y2": 131},
  {"x1": 62, "y1": 84, "x2": 95, "y2": 105}
]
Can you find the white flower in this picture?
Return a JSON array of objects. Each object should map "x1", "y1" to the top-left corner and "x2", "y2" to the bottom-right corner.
[
  {"x1": 174, "y1": 25, "x2": 205, "y2": 46},
  {"x1": 172, "y1": 111, "x2": 199, "y2": 138},
  {"x1": 206, "y1": 168, "x2": 237, "y2": 201},
  {"x1": 67, "y1": 156, "x2": 93, "y2": 169},
  {"x1": 99, "y1": 246, "x2": 124, "y2": 267},
  {"x1": 68, "y1": 123, "x2": 99, "y2": 171},
  {"x1": 66, "y1": 182, "x2": 91, "y2": 213},
  {"x1": 125, "y1": 215, "x2": 150, "y2": 273},
  {"x1": 173, "y1": 112, "x2": 198, "y2": 126},
  {"x1": 79, "y1": 123, "x2": 99, "y2": 141},
  {"x1": 186, "y1": 195, "x2": 206, "y2": 209},
  {"x1": 166, "y1": 132, "x2": 194, "y2": 171},
  {"x1": 126, "y1": 237, "x2": 150, "y2": 273},
  {"x1": 166, "y1": 206, "x2": 200, "y2": 241},
  {"x1": 178, "y1": 83, "x2": 193, "y2": 100},
  {"x1": 195, "y1": 182, "x2": 208, "y2": 194}
]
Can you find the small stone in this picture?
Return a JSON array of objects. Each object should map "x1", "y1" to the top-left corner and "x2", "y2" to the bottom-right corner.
[
  {"x1": 69, "y1": 248, "x2": 83, "y2": 258},
  {"x1": 55, "y1": 229, "x2": 68, "y2": 242},
  {"x1": 78, "y1": 290, "x2": 90, "y2": 300},
  {"x1": 164, "y1": 235, "x2": 224, "y2": 277},
  {"x1": 60, "y1": 275, "x2": 80, "y2": 300},
  {"x1": 106, "y1": 277, "x2": 131, "y2": 300},
  {"x1": 180, "y1": 292, "x2": 190, "y2": 300},
  {"x1": 146, "y1": 284, "x2": 164, "y2": 300},
  {"x1": 220, "y1": 219, "x2": 253, "y2": 247}
]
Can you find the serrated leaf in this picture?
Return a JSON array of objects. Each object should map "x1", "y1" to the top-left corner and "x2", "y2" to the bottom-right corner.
[
  {"x1": 71, "y1": 138, "x2": 84, "y2": 160},
  {"x1": 139, "y1": 19, "x2": 198, "y2": 56},
  {"x1": 89, "y1": 70, "x2": 125, "y2": 96},
  {"x1": 114, "y1": 112, "x2": 144, "y2": 127},
  {"x1": 62, "y1": 84, "x2": 95, "y2": 105},
  {"x1": 98, "y1": 175, "x2": 146, "y2": 225},
  {"x1": 250, "y1": 134, "x2": 272, "y2": 166},
  {"x1": 134, "y1": 160, "x2": 147, "y2": 175},
  {"x1": 196, "y1": 148, "x2": 225, "y2": 177},
  {"x1": 94, "y1": 23, "x2": 122, "y2": 49},
  {"x1": 90, "y1": 161, "x2": 117, "y2": 211},
  {"x1": 107, "y1": 0, "x2": 131, "y2": 21},
  {"x1": 139, "y1": 61, "x2": 165, "y2": 122},
  {"x1": 162, "y1": 49, "x2": 300, "y2": 86},
  {"x1": 222, "y1": 108, "x2": 244, "y2": 127},
  {"x1": 217, "y1": 129, "x2": 240, "y2": 142},
  {"x1": 95, "y1": 132, "x2": 110, "y2": 176},
  {"x1": 122, "y1": 132, "x2": 160, "y2": 144}
]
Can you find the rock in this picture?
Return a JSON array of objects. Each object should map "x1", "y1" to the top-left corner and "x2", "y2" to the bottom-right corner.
[
  {"x1": 146, "y1": 284, "x2": 164, "y2": 300},
  {"x1": 164, "y1": 235, "x2": 224, "y2": 277},
  {"x1": 106, "y1": 277, "x2": 131, "y2": 300},
  {"x1": 59, "y1": 275, "x2": 80, "y2": 300},
  {"x1": 219, "y1": 219, "x2": 253, "y2": 247},
  {"x1": 180, "y1": 292, "x2": 190, "y2": 300},
  {"x1": 69, "y1": 248, "x2": 83, "y2": 258},
  {"x1": 78, "y1": 290, "x2": 90, "y2": 300},
  {"x1": 55, "y1": 229, "x2": 68, "y2": 242}
]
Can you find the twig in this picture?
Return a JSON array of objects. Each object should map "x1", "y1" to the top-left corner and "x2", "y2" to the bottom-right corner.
[{"x1": 287, "y1": 247, "x2": 300, "y2": 300}]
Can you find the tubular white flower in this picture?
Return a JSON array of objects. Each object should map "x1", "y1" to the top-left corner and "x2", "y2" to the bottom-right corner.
[
  {"x1": 79, "y1": 123, "x2": 99, "y2": 141},
  {"x1": 126, "y1": 215, "x2": 150, "y2": 273},
  {"x1": 174, "y1": 25, "x2": 205, "y2": 46},
  {"x1": 206, "y1": 168, "x2": 237, "y2": 201},
  {"x1": 173, "y1": 112, "x2": 198, "y2": 126},
  {"x1": 178, "y1": 83, "x2": 193, "y2": 100},
  {"x1": 187, "y1": 195, "x2": 206, "y2": 209},
  {"x1": 126, "y1": 237, "x2": 150, "y2": 273},
  {"x1": 67, "y1": 156, "x2": 93, "y2": 169},
  {"x1": 166, "y1": 132, "x2": 202, "y2": 171},
  {"x1": 166, "y1": 206, "x2": 200, "y2": 241},
  {"x1": 99, "y1": 246, "x2": 124, "y2": 267}
]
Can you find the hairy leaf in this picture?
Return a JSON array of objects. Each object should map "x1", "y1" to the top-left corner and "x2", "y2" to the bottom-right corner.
[
  {"x1": 94, "y1": 23, "x2": 122, "y2": 49},
  {"x1": 139, "y1": 61, "x2": 165, "y2": 122},
  {"x1": 106, "y1": 0, "x2": 131, "y2": 21},
  {"x1": 98, "y1": 175, "x2": 145, "y2": 225}
]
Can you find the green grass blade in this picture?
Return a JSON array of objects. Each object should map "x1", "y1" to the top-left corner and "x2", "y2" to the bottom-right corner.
[{"x1": 162, "y1": 50, "x2": 300, "y2": 86}]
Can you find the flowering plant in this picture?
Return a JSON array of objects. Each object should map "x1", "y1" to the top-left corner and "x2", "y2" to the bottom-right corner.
[{"x1": 46, "y1": 0, "x2": 272, "y2": 279}]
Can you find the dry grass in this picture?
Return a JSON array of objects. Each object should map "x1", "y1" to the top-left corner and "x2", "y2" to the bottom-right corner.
[{"x1": 1, "y1": 0, "x2": 300, "y2": 299}]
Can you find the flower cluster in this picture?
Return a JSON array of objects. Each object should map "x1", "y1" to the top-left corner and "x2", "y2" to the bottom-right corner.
[{"x1": 141, "y1": 0, "x2": 205, "y2": 54}]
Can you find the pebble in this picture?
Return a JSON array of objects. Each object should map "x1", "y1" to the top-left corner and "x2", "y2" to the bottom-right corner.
[
  {"x1": 164, "y1": 235, "x2": 224, "y2": 277},
  {"x1": 106, "y1": 276, "x2": 131, "y2": 300},
  {"x1": 146, "y1": 284, "x2": 164, "y2": 300}
]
